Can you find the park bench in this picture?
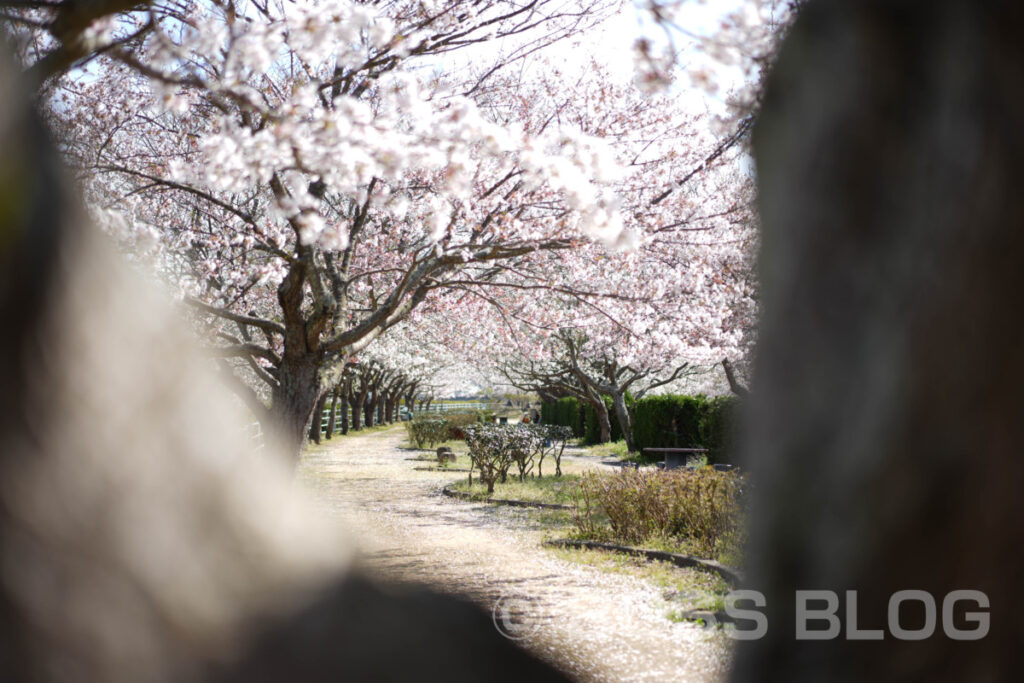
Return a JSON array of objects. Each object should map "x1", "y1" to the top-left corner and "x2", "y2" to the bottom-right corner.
[{"x1": 642, "y1": 447, "x2": 709, "y2": 470}]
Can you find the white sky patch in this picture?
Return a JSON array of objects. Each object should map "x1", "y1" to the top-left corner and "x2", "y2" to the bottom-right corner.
[{"x1": 422, "y1": 0, "x2": 757, "y2": 131}]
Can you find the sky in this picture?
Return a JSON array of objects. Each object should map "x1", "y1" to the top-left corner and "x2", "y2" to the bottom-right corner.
[{"x1": 449, "y1": 0, "x2": 759, "y2": 126}]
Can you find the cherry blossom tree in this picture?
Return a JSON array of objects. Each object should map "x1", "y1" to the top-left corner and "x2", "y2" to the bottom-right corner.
[
  {"x1": 8, "y1": 0, "x2": 762, "y2": 461},
  {"x1": 632, "y1": 0, "x2": 796, "y2": 210},
  {"x1": 484, "y1": 228, "x2": 754, "y2": 451},
  {"x1": 45, "y1": 0, "x2": 656, "y2": 458},
  {"x1": 0, "y1": 0, "x2": 148, "y2": 87},
  {"x1": 419, "y1": 72, "x2": 758, "y2": 450}
]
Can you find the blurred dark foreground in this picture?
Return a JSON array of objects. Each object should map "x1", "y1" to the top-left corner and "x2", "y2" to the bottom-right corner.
[{"x1": 733, "y1": 1, "x2": 1024, "y2": 681}]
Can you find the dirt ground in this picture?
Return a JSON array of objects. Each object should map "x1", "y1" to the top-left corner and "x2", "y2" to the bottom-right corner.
[{"x1": 296, "y1": 425, "x2": 732, "y2": 683}]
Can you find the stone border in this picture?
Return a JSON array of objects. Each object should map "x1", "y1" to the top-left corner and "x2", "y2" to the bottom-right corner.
[
  {"x1": 542, "y1": 538, "x2": 743, "y2": 587},
  {"x1": 441, "y1": 484, "x2": 572, "y2": 510},
  {"x1": 414, "y1": 466, "x2": 472, "y2": 472}
]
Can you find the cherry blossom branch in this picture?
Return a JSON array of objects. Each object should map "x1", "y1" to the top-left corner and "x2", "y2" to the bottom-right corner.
[
  {"x1": 650, "y1": 114, "x2": 754, "y2": 205},
  {"x1": 184, "y1": 297, "x2": 285, "y2": 336},
  {"x1": 94, "y1": 164, "x2": 260, "y2": 227}
]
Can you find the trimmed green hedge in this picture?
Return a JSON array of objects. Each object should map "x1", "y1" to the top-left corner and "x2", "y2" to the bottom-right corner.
[
  {"x1": 632, "y1": 394, "x2": 704, "y2": 455},
  {"x1": 541, "y1": 396, "x2": 584, "y2": 437},
  {"x1": 699, "y1": 396, "x2": 738, "y2": 463},
  {"x1": 546, "y1": 393, "x2": 740, "y2": 459},
  {"x1": 631, "y1": 394, "x2": 740, "y2": 463}
]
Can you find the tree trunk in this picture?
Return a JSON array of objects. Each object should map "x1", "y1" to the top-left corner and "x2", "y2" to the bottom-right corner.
[
  {"x1": 388, "y1": 388, "x2": 401, "y2": 422},
  {"x1": 610, "y1": 390, "x2": 635, "y2": 452},
  {"x1": 325, "y1": 385, "x2": 340, "y2": 439},
  {"x1": 583, "y1": 394, "x2": 611, "y2": 444},
  {"x1": 733, "y1": 3, "x2": 1024, "y2": 681},
  {"x1": 340, "y1": 381, "x2": 350, "y2": 435},
  {"x1": 722, "y1": 358, "x2": 749, "y2": 397},
  {"x1": 364, "y1": 391, "x2": 376, "y2": 427},
  {"x1": 270, "y1": 354, "x2": 322, "y2": 462},
  {"x1": 404, "y1": 382, "x2": 419, "y2": 414},
  {"x1": 307, "y1": 391, "x2": 328, "y2": 444},
  {"x1": 597, "y1": 405, "x2": 610, "y2": 443},
  {"x1": 350, "y1": 388, "x2": 365, "y2": 431}
]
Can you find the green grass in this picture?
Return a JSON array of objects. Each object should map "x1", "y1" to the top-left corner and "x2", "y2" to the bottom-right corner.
[
  {"x1": 449, "y1": 474, "x2": 582, "y2": 505},
  {"x1": 411, "y1": 453, "x2": 474, "y2": 469},
  {"x1": 402, "y1": 437, "x2": 464, "y2": 452},
  {"x1": 582, "y1": 532, "x2": 731, "y2": 564},
  {"x1": 531, "y1": 508, "x2": 576, "y2": 529},
  {"x1": 333, "y1": 422, "x2": 399, "y2": 437},
  {"x1": 577, "y1": 439, "x2": 630, "y2": 459},
  {"x1": 403, "y1": 436, "x2": 464, "y2": 453},
  {"x1": 302, "y1": 422, "x2": 400, "y2": 455},
  {"x1": 403, "y1": 437, "x2": 475, "y2": 469}
]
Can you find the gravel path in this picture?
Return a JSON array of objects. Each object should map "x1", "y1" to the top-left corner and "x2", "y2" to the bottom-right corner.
[{"x1": 297, "y1": 426, "x2": 732, "y2": 683}]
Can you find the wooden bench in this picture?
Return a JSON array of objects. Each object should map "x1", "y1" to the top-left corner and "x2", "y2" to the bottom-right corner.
[{"x1": 642, "y1": 447, "x2": 709, "y2": 470}]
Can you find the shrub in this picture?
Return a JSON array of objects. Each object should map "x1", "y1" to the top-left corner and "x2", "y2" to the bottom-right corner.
[
  {"x1": 406, "y1": 416, "x2": 448, "y2": 449},
  {"x1": 571, "y1": 468, "x2": 745, "y2": 561},
  {"x1": 540, "y1": 400, "x2": 555, "y2": 425},
  {"x1": 506, "y1": 427, "x2": 543, "y2": 482},
  {"x1": 631, "y1": 394, "x2": 704, "y2": 456},
  {"x1": 464, "y1": 424, "x2": 518, "y2": 493},
  {"x1": 444, "y1": 411, "x2": 489, "y2": 440},
  {"x1": 537, "y1": 425, "x2": 572, "y2": 477},
  {"x1": 464, "y1": 424, "x2": 568, "y2": 492}
]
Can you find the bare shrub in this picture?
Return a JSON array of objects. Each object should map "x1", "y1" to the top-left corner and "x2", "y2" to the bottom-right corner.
[
  {"x1": 537, "y1": 425, "x2": 573, "y2": 477},
  {"x1": 571, "y1": 469, "x2": 745, "y2": 560}
]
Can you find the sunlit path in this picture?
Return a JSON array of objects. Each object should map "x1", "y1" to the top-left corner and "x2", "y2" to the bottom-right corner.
[{"x1": 298, "y1": 426, "x2": 731, "y2": 683}]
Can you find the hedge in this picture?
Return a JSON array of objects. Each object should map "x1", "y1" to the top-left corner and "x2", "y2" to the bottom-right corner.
[
  {"x1": 544, "y1": 393, "x2": 739, "y2": 459},
  {"x1": 632, "y1": 394, "x2": 741, "y2": 464},
  {"x1": 632, "y1": 394, "x2": 705, "y2": 457},
  {"x1": 541, "y1": 396, "x2": 583, "y2": 437},
  {"x1": 699, "y1": 396, "x2": 739, "y2": 464}
]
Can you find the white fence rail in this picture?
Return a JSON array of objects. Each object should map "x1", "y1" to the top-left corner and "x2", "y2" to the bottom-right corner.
[{"x1": 313, "y1": 401, "x2": 511, "y2": 434}]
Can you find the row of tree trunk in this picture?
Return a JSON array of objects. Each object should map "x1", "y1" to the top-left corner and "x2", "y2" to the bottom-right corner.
[{"x1": 306, "y1": 362, "x2": 434, "y2": 444}]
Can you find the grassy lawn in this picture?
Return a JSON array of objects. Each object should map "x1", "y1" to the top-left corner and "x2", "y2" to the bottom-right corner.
[
  {"x1": 302, "y1": 423, "x2": 400, "y2": 456},
  {"x1": 409, "y1": 452, "x2": 474, "y2": 469},
  {"x1": 402, "y1": 437, "x2": 472, "y2": 468},
  {"x1": 330, "y1": 422, "x2": 399, "y2": 438},
  {"x1": 449, "y1": 474, "x2": 582, "y2": 505},
  {"x1": 576, "y1": 439, "x2": 630, "y2": 459},
  {"x1": 401, "y1": 437, "x2": 465, "y2": 452}
]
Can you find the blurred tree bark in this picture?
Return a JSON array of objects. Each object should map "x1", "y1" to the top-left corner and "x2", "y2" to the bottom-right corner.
[{"x1": 735, "y1": 1, "x2": 1024, "y2": 681}]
